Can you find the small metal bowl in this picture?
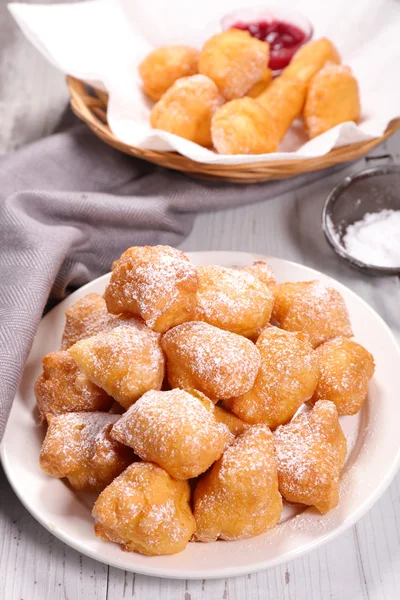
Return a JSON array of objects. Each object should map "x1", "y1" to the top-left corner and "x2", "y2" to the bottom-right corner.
[{"x1": 322, "y1": 164, "x2": 400, "y2": 276}]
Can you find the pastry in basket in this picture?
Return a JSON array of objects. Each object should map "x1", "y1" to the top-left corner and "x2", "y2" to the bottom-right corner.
[
  {"x1": 69, "y1": 321, "x2": 165, "y2": 409},
  {"x1": 211, "y1": 97, "x2": 279, "y2": 154},
  {"x1": 61, "y1": 293, "x2": 110, "y2": 350},
  {"x1": 274, "y1": 400, "x2": 347, "y2": 514},
  {"x1": 40, "y1": 412, "x2": 134, "y2": 492},
  {"x1": 310, "y1": 337, "x2": 375, "y2": 415},
  {"x1": 238, "y1": 260, "x2": 276, "y2": 287},
  {"x1": 257, "y1": 76, "x2": 308, "y2": 143},
  {"x1": 304, "y1": 62, "x2": 361, "y2": 139},
  {"x1": 225, "y1": 326, "x2": 320, "y2": 429},
  {"x1": 283, "y1": 37, "x2": 341, "y2": 83},
  {"x1": 93, "y1": 462, "x2": 196, "y2": 556},
  {"x1": 104, "y1": 245, "x2": 199, "y2": 333},
  {"x1": 34, "y1": 350, "x2": 113, "y2": 418},
  {"x1": 194, "y1": 265, "x2": 274, "y2": 337},
  {"x1": 272, "y1": 280, "x2": 353, "y2": 348},
  {"x1": 199, "y1": 29, "x2": 270, "y2": 100},
  {"x1": 138, "y1": 45, "x2": 199, "y2": 101},
  {"x1": 161, "y1": 321, "x2": 261, "y2": 401},
  {"x1": 111, "y1": 389, "x2": 232, "y2": 480},
  {"x1": 150, "y1": 74, "x2": 223, "y2": 147},
  {"x1": 246, "y1": 68, "x2": 273, "y2": 98},
  {"x1": 188, "y1": 388, "x2": 250, "y2": 437},
  {"x1": 193, "y1": 426, "x2": 282, "y2": 541}
]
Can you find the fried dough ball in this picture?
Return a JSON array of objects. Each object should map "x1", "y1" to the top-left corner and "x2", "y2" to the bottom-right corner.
[
  {"x1": 272, "y1": 280, "x2": 353, "y2": 348},
  {"x1": 211, "y1": 97, "x2": 279, "y2": 154},
  {"x1": 194, "y1": 265, "x2": 274, "y2": 337},
  {"x1": 150, "y1": 75, "x2": 223, "y2": 147},
  {"x1": 188, "y1": 388, "x2": 250, "y2": 437},
  {"x1": 61, "y1": 294, "x2": 109, "y2": 350},
  {"x1": 161, "y1": 321, "x2": 261, "y2": 401},
  {"x1": 283, "y1": 37, "x2": 341, "y2": 83},
  {"x1": 193, "y1": 426, "x2": 282, "y2": 541},
  {"x1": 34, "y1": 351, "x2": 113, "y2": 418},
  {"x1": 138, "y1": 45, "x2": 199, "y2": 101},
  {"x1": 199, "y1": 30, "x2": 269, "y2": 100},
  {"x1": 257, "y1": 76, "x2": 308, "y2": 142},
  {"x1": 93, "y1": 463, "x2": 196, "y2": 556},
  {"x1": 227, "y1": 327, "x2": 320, "y2": 428},
  {"x1": 310, "y1": 337, "x2": 375, "y2": 415},
  {"x1": 238, "y1": 260, "x2": 276, "y2": 287},
  {"x1": 69, "y1": 322, "x2": 165, "y2": 409},
  {"x1": 246, "y1": 68, "x2": 273, "y2": 98},
  {"x1": 40, "y1": 412, "x2": 134, "y2": 492},
  {"x1": 111, "y1": 389, "x2": 233, "y2": 480},
  {"x1": 304, "y1": 63, "x2": 361, "y2": 138},
  {"x1": 104, "y1": 245, "x2": 199, "y2": 333},
  {"x1": 274, "y1": 400, "x2": 347, "y2": 514}
]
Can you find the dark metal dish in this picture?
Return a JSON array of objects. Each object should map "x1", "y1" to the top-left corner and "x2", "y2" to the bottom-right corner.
[{"x1": 322, "y1": 164, "x2": 400, "y2": 276}]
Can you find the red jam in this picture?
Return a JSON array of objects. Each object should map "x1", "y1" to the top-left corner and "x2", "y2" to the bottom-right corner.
[{"x1": 231, "y1": 20, "x2": 307, "y2": 71}]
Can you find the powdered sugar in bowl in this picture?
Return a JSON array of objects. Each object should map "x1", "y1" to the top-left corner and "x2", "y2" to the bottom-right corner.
[{"x1": 322, "y1": 165, "x2": 400, "y2": 276}]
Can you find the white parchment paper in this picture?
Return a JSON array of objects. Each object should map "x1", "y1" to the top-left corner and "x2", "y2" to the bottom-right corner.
[{"x1": 8, "y1": 0, "x2": 400, "y2": 164}]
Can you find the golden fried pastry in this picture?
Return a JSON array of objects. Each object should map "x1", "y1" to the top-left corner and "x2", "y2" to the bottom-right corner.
[
  {"x1": 238, "y1": 260, "x2": 276, "y2": 287},
  {"x1": 187, "y1": 388, "x2": 250, "y2": 437},
  {"x1": 104, "y1": 245, "x2": 198, "y2": 333},
  {"x1": 274, "y1": 400, "x2": 347, "y2": 514},
  {"x1": 69, "y1": 322, "x2": 165, "y2": 409},
  {"x1": 150, "y1": 75, "x2": 223, "y2": 147},
  {"x1": 283, "y1": 37, "x2": 341, "y2": 83},
  {"x1": 246, "y1": 68, "x2": 273, "y2": 98},
  {"x1": 34, "y1": 350, "x2": 113, "y2": 418},
  {"x1": 162, "y1": 321, "x2": 261, "y2": 401},
  {"x1": 138, "y1": 45, "x2": 199, "y2": 101},
  {"x1": 272, "y1": 280, "x2": 353, "y2": 348},
  {"x1": 211, "y1": 97, "x2": 279, "y2": 154},
  {"x1": 227, "y1": 326, "x2": 320, "y2": 428},
  {"x1": 93, "y1": 462, "x2": 196, "y2": 555},
  {"x1": 61, "y1": 294, "x2": 110, "y2": 350},
  {"x1": 40, "y1": 412, "x2": 134, "y2": 492},
  {"x1": 193, "y1": 426, "x2": 282, "y2": 541},
  {"x1": 310, "y1": 337, "x2": 375, "y2": 415},
  {"x1": 199, "y1": 29, "x2": 269, "y2": 101},
  {"x1": 194, "y1": 265, "x2": 274, "y2": 337},
  {"x1": 257, "y1": 76, "x2": 308, "y2": 142},
  {"x1": 304, "y1": 63, "x2": 361, "y2": 138},
  {"x1": 111, "y1": 389, "x2": 233, "y2": 480}
]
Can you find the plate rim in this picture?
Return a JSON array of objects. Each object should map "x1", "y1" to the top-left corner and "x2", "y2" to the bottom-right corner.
[{"x1": 2, "y1": 251, "x2": 400, "y2": 579}]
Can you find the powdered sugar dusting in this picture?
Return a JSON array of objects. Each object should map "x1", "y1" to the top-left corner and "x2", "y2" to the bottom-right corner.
[{"x1": 111, "y1": 389, "x2": 233, "y2": 479}]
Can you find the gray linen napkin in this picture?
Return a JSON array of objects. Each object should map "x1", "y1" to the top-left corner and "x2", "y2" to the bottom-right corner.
[{"x1": 0, "y1": 114, "x2": 349, "y2": 439}]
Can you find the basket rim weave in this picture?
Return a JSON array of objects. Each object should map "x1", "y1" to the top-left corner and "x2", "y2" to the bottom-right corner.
[{"x1": 67, "y1": 75, "x2": 400, "y2": 183}]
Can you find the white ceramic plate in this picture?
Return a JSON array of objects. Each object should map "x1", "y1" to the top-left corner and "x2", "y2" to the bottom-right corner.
[{"x1": 2, "y1": 252, "x2": 400, "y2": 579}]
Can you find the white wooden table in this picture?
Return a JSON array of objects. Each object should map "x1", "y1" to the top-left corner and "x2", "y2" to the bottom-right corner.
[{"x1": 1, "y1": 3, "x2": 399, "y2": 599}]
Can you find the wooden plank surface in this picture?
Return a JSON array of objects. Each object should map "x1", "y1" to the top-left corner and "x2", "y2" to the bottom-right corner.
[{"x1": 0, "y1": 2, "x2": 399, "y2": 599}]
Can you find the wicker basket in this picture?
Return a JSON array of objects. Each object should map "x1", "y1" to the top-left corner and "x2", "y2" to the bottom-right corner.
[{"x1": 67, "y1": 76, "x2": 400, "y2": 184}]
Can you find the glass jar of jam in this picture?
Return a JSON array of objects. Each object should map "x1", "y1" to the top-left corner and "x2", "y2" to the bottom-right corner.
[{"x1": 221, "y1": 6, "x2": 313, "y2": 73}]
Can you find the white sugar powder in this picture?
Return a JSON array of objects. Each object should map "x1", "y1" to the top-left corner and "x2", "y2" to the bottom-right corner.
[{"x1": 343, "y1": 209, "x2": 400, "y2": 267}]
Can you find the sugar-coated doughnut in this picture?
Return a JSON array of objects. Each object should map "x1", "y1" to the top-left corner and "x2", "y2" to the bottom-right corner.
[
  {"x1": 274, "y1": 400, "x2": 347, "y2": 514},
  {"x1": 227, "y1": 326, "x2": 320, "y2": 428},
  {"x1": 162, "y1": 321, "x2": 261, "y2": 401},
  {"x1": 111, "y1": 389, "x2": 233, "y2": 480},
  {"x1": 69, "y1": 321, "x2": 165, "y2": 409},
  {"x1": 138, "y1": 45, "x2": 199, "y2": 101},
  {"x1": 104, "y1": 245, "x2": 199, "y2": 333},
  {"x1": 34, "y1": 350, "x2": 113, "y2": 418},
  {"x1": 93, "y1": 463, "x2": 196, "y2": 555},
  {"x1": 40, "y1": 412, "x2": 134, "y2": 492},
  {"x1": 193, "y1": 426, "x2": 282, "y2": 541},
  {"x1": 310, "y1": 336, "x2": 375, "y2": 415},
  {"x1": 272, "y1": 280, "x2": 353, "y2": 348},
  {"x1": 283, "y1": 37, "x2": 341, "y2": 83}
]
